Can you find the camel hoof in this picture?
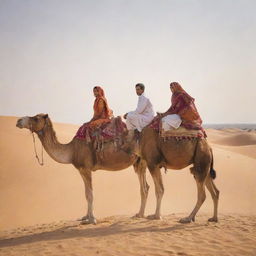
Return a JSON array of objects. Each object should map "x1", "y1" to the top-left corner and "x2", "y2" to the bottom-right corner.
[
  {"x1": 132, "y1": 213, "x2": 145, "y2": 218},
  {"x1": 179, "y1": 217, "x2": 192, "y2": 224},
  {"x1": 81, "y1": 217, "x2": 97, "y2": 225},
  {"x1": 147, "y1": 214, "x2": 162, "y2": 220},
  {"x1": 77, "y1": 215, "x2": 88, "y2": 221},
  {"x1": 208, "y1": 217, "x2": 218, "y2": 222}
]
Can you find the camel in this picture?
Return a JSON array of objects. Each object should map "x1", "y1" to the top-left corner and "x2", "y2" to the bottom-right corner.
[
  {"x1": 135, "y1": 126, "x2": 219, "y2": 223},
  {"x1": 16, "y1": 113, "x2": 147, "y2": 224}
]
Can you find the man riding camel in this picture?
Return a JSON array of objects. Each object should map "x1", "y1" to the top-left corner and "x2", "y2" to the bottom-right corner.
[{"x1": 123, "y1": 83, "x2": 155, "y2": 141}]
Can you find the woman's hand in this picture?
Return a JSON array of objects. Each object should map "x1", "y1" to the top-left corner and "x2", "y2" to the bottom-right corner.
[{"x1": 157, "y1": 112, "x2": 164, "y2": 117}]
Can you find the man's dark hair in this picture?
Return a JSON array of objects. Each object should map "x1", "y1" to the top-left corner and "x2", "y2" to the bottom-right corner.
[{"x1": 135, "y1": 83, "x2": 145, "y2": 91}]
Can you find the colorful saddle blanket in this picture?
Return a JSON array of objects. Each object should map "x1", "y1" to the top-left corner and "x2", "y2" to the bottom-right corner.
[
  {"x1": 74, "y1": 116, "x2": 127, "y2": 144},
  {"x1": 160, "y1": 126, "x2": 205, "y2": 140},
  {"x1": 150, "y1": 116, "x2": 206, "y2": 140}
]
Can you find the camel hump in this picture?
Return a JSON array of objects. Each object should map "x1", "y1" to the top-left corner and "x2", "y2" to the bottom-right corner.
[
  {"x1": 109, "y1": 116, "x2": 124, "y2": 128},
  {"x1": 105, "y1": 116, "x2": 127, "y2": 134}
]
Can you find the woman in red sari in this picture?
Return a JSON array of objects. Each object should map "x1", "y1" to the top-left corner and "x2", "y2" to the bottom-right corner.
[
  {"x1": 90, "y1": 86, "x2": 113, "y2": 126},
  {"x1": 158, "y1": 82, "x2": 203, "y2": 130},
  {"x1": 75, "y1": 86, "x2": 113, "y2": 141}
]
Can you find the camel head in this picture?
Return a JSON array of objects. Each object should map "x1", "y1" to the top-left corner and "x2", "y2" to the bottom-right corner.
[{"x1": 16, "y1": 114, "x2": 49, "y2": 133}]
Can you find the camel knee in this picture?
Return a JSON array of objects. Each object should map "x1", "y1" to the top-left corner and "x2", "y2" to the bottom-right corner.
[
  {"x1": 210, "y1": 180, "x2": 220, "y2": 200},
  {"x1": 215, "y1": 189, "x2": 220, "y2": 200},
  {"x1": 157, "y1": 185, "x2": 164, "y2": 197},
  {"x1": 201, "y1": 193, "x2": 206, "y2": 203},
  {"x1": 154, "y1": 184, "x2": 164, "y2": 198},
  {"x1": 198, "y1": 186, "x2": 206, "y2": 204},
  {"x1": 211, "y1": 189, "x2": 219, "y2": 201},
  {"x1": 141, "y1": 183, "x2": 150, "y2": 196},
  {"x1": 196, "y1": 193, "x2": 206, "y2": 206}
]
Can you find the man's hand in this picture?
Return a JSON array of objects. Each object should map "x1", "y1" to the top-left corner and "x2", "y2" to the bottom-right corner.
[{"x1": 123, "y1": 113, "x2": 128, "y2": 119}]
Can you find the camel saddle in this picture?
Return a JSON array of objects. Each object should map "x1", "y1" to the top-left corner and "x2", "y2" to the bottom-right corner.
[
  {"x1": 99, "y1": 116, "x2": 127, "y2": 140},
  {"x1": 160, "y1": 126, "x2": 205, "y2": 140},
  {"x1": 75, "y1": 116, "x2": 128, "y2": 150},
  {"x1": 93, "y1": 116, "x2": 128, "y2": 151}
]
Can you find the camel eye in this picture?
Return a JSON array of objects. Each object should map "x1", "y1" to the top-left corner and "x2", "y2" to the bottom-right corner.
[{"x1": 33, "y1": 117, "x2": 39, "y2": 122}]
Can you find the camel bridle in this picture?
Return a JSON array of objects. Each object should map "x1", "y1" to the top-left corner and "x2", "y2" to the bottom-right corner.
[{"x1": 29, "y1": 120, "x2": 47, "y2": 166}]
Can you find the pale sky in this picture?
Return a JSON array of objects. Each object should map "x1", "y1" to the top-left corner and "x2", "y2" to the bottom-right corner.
[{"x1": 0, "y1": 0, "x2": 255, "y2": 124}]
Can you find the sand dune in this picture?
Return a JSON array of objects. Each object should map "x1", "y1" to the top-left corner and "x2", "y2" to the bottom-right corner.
[
  {"x1": 0, "y1": 116, "x2": 256, "y2": 255},
  {"x1": 213, "y1": 144, "x2": 256, "y2": 159},
  {"x1": 0, "y1": 214, "x2": 255, "y2": 256},
  {"x1": 206, "y1": 128, "x2": 256, "y2": 158},
  {"x1": 207, "y1": 128, "x2": 256, "y2": 146}
]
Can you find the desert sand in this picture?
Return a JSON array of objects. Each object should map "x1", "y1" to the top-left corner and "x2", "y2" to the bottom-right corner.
[{"x1": 0, "y1": 116, "x2": 255, "y2": 256}]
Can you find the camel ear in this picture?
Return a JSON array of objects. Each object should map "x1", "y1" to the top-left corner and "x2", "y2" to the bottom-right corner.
[{"x1": 43, "y1": 114, "x2": 48, "y2": 119}]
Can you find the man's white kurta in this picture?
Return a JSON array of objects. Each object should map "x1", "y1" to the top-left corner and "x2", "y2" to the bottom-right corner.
[{"x1": 126, "y1": 93, "x2": 155, "y2": 132}]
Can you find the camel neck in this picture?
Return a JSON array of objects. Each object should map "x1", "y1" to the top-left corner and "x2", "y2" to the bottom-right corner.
[{"x1": 37, "y1": 122, "x2": 73, "y2": 164}]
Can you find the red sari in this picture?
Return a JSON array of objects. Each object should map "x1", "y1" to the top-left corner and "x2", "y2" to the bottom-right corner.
[
  {"x1": 90, "y1": 86, "x2": 113, "y2": 127},
  {"x1": 167, "y1": 83, "x2": 202, "y2": 130},
  {"x1": 150, "y1": 82, "x2": 204, "y2": 133},
  {"x1": 75, "y1": 86, "x2": 113, "y2": 141}
]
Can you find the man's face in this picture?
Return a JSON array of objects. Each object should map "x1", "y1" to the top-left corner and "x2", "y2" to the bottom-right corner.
[{"x1": 136, "y1": 86, "x2": 144, "y2": 96}]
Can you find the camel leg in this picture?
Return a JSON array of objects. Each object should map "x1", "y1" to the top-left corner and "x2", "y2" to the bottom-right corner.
[
  {"x1": 134, "y1": 165, "x2": 149, "y2": 218},
  {"x1": 79, "y1": 170, "x2": 97, "y2": 224},
  {"x1": 147, "y1": 167, "x2": 164, "y2": 220},
  {"x1": 179, "y1": 177, "x2": 206, "y2": 223},
  {"x1": 205, "y1": 176, "x2": 219, "y2": 222}
]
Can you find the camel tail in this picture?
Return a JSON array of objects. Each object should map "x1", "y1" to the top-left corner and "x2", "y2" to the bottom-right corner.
[{"x1": 210, "y1": 149, "x2": 216, "y2": 179}]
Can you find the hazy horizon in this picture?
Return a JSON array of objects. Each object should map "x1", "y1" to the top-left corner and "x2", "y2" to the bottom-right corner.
[
  {"x1": 2, "y1": 115, "x2": 256, "y2": 129},
  {"x1": 1, "y1": 0, "x2": 255, "y2": 125}
]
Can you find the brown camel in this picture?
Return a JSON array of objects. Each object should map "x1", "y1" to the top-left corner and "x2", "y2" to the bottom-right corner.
[
  {"x1": 16, "y1": 113, "x2": 147, "y2": 224},
  {"x1": 135, "y1": 127, "x2": 219, "y2": 223}
]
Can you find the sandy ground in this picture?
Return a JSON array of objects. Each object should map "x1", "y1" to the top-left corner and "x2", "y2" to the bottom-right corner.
[
  {"x1": 0, "y1": 214, "x2": 255, "y2": 256},
  {"x1": 0, "y1": 116, "x2": 256, "y2": 255}
]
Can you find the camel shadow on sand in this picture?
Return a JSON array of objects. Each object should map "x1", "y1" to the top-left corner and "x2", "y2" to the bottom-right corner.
[{"x1": 0, "y1": 215, "x2": 214, "y2": 248}]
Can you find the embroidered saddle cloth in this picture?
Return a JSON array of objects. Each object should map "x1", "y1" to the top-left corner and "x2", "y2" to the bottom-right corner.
[
  {"x1": 75, "y1": 116, "x2": 127, "y2": 144},
  {"x1": 160, "y1": 126, "x2": 205, "y2": 140}
]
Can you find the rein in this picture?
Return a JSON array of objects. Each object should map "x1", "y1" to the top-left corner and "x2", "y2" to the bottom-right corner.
[{"x1": 30, "y1": 123, "x2": 44, "y2": 166}]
